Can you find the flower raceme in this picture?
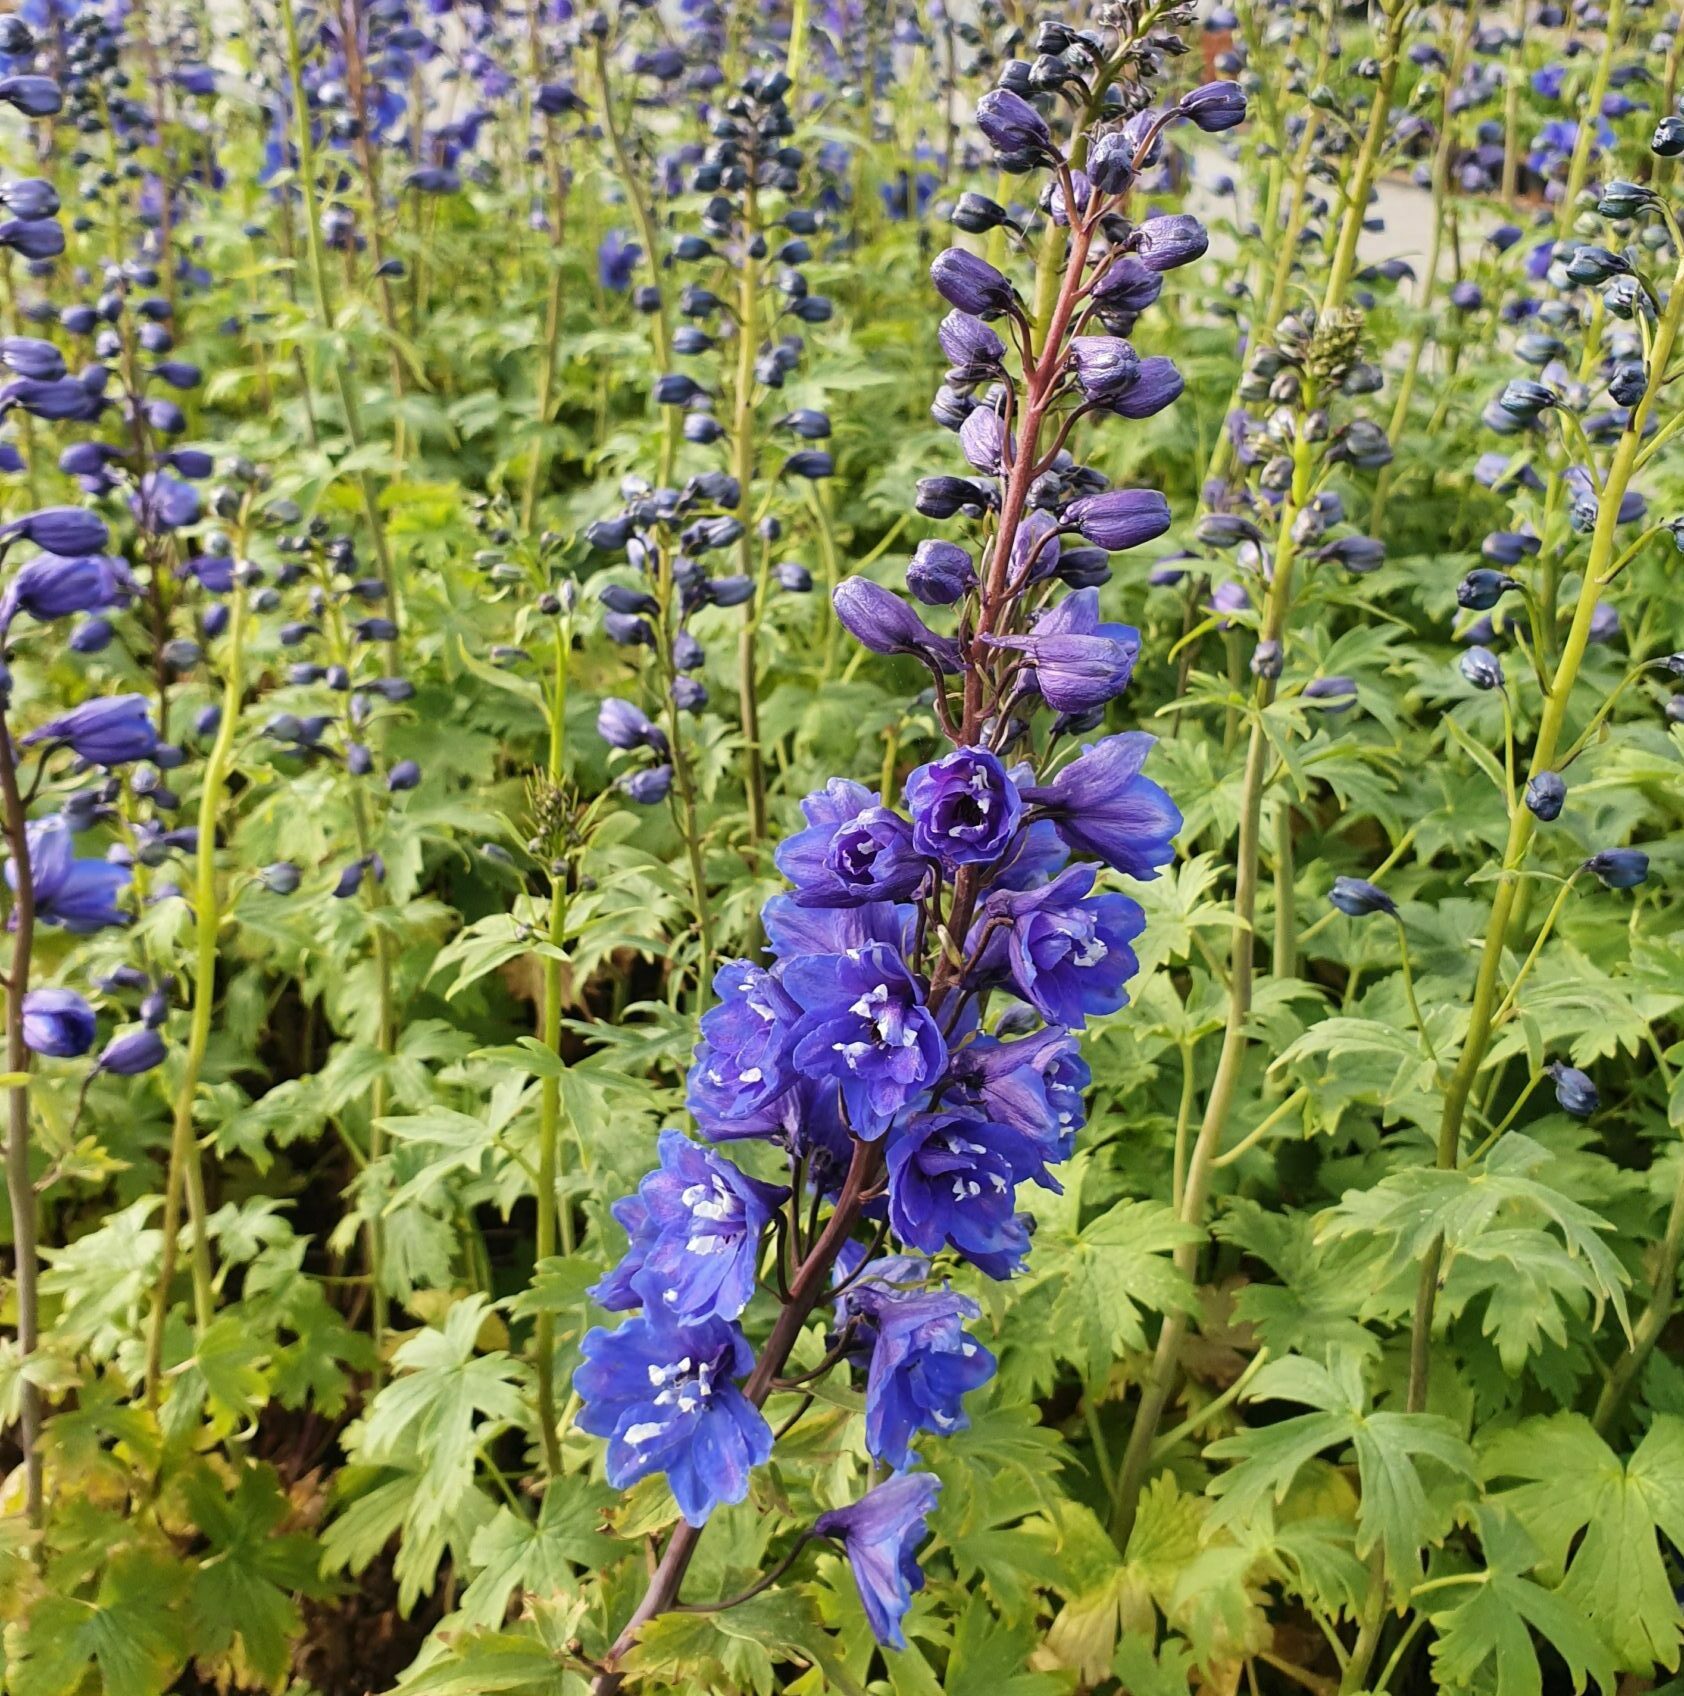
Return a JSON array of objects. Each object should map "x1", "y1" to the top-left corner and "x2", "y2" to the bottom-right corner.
[{"x1": 577, "y1": 56, "x2": 1198, "y2": 1670}]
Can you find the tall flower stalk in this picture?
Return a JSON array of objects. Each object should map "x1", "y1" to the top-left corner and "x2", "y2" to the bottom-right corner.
[{"x1": 576, "y1": 29, "x2": 1215, "y2": 1688}]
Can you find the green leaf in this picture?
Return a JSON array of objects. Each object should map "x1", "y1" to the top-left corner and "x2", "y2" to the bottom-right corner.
[
  {"x1": 1432, "y1": 1571, "x2": 1616, "y2": 1696},
  {"x1": 1482, "y1": 1413, "x2": 1684, "y2": 1670},
  {"x1": 457, "y1": 1481, "x2": 624, "y2": 1628}
]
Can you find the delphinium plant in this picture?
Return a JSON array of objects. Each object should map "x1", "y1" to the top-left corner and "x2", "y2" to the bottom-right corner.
[{"x1": 562, "y1": 22, "x2": 1214, "y2": 1690}]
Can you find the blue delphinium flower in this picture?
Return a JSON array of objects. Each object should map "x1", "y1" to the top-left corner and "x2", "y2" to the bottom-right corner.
[
  {"x1": 814, "y1": 1473, "x2": 941, "y2": 1649},
  {"x1": 1020, "y1": 734, "x2": 1181, "y2": 879},
  {"x1": 970, "y1": 865, "x2": 1146, "y2": 1028},
  {"x1": 904, "y1": 747, "x2": 1021, "y2": 868},
  {"x1": 858, "y1": 1285, "x2": 996, "y2": 1468},
  {"x1": 20, "y1": 987, "x2": 95, "y2": 1057},
  {"x1": 7, "y1": 816, "x2": 130, "y2": 931},
  {"x1": 885, "y1": 1111, "x2": 1037, "y2": 1277},
  {"x1": 686, "y1": 960, "x2": 801, "y2": 1136},
  {"x1": 774, "y1": 779, "x2": 930, "y2": 907},
  {"x1": 575, "y1": 1312, "x2": 773, "y2": 1526},
  {"x1": 591, "y1": 1130, "x2": 788, "y2": 1322},
  {"x1": 785, "y1": 944, "x2": 946, "y2": 1135}
]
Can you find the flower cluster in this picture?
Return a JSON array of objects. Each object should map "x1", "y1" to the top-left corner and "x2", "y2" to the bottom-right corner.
[{"x1": 576, "y1": 38, "x2": 1201, "y2": 1667}]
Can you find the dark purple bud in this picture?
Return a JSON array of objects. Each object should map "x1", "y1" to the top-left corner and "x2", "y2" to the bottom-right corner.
[
  {"x1": 906, "y1": 539, "x2": 976, "y2": 605},
  {"x1": 259, "y1": 861, "x2": 301, "y2": 895},
  {"x1": 1525, "y1": 771, "x2": 1566, "y2": 821},
  {"x1": 1583, "y1": 847, "x2": 1648, "y2": 888},
  {"x1": 975, "y1": 88, "x2": 1056, "y2": 163},
  {"x1": 621, "y1": 764, "x2": 673, "y2": 804},
  {"x1": 387, "y1": 760, "x2": 421, "y2": 792},
  {"x1": 4, "y1": 507, "x2": 109, "y2": 557},
  {"x1": 1111, "y1": 355, "x2": 1184, "y2": 419},
  {"x1": 1329, "y1": 876, "x2": 1396, "y2": 918},
  {"x1": 0, "y1": 76, "x2": 61, "y2": 118},
  {"x1": 833, "y1": 577, "x2": 962, "y2": 673},
  {"x1": 598, "y1": 697, "x2": 668, "y2": 753},
  {"x1": 930, "y1": 248, "x2": 1016, "y2": 319},
  {"x1": 1178, "y1": 81, "x2": 1248, "y2": 132},
  {"x1": 1303, "y1": 676, "x2": 1358, "y2": 713},
  {"x1": 1460, "y1": 646, "x2": 1505, "y2": 690},
  {"x1": 96, "y1": 1027, "x2": 166, "y2": 1076},
  {"x1": 1548, "y1": 1061, "x2": 1599, "y2": 1117},
  {"x1": 1131, "y1": 213, "x2": 1209, "y2": 273},
  {"x1": 1458, "y1": 569, "x2": 1519, "y2": 610},
  {"x1": 1065, "y1": 487, "x2": 1171, "y2": 552},
  {"x1": 22, "y1": 988, "x2": 95, "y2": 1058}
]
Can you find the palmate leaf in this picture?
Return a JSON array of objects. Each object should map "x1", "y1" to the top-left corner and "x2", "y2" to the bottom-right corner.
[
  {"x1": 1315, "y1": 1134, "x2": 1631, "y2": 1342},
  {"x1": 1036, "y1": 1197, "x2": 1199, "y2": 1382},
  {"x1": 457, "y1": 1481, "x2": 624, "y2": 1629},
  {"x1": 394, "y1": 1629, "x2": 581, "y2": 1695},
  {"x1": 1481, "y1": 1413, "x2": 1684, "y2": 1671},
  {"x1": 9, "y1": 1546, "x2": 190, "y2": 1696},
  {"x1": 180, "y1": 1460, "x2": 327, "y2": 1689},
  {"x1": 1205, "y1": 1350, "x2": 1475, "y2": 1584},
  {"x1": 621, "y1": 1587, "x2": 869, "y2": 1696},
  {"x1": 1431, "y1": 1571, "x2": 1616, "y2": 1696}
]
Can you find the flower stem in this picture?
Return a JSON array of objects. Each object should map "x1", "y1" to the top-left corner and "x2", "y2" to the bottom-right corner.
[
  {"x1": 143, "y1": 559, "x2": 248, "y2": 1406},
  {"x1": 0, "y1": 719, "x2": 40, "y2": 1527},
  {"x1": 731, "y1": 177, "x2": 768, "y2": 844},
  {"x1": 278, "y1": 0, "x2": 404, "y2": 641},
  {"x1": 534, "y1": 632, "x2": 573, "y2": 1478}
]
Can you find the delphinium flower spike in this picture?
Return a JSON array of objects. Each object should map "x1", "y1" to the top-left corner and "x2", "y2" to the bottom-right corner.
[{"x1": 576, "y1": 22, "x2": 1185, "y2": 1687}]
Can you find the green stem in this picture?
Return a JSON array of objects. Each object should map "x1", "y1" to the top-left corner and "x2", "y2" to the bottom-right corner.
[
  {"x1": 534, "y1": 631, "x2": 573, "y2": 1478},
  {"x1": 279, "y1": 0, "x2": 404, "y2": 642},
  {"x1": 1594, "y1": 1155, "x2": 1684, "y2": 1432},
  {"x1": 144, "y1": 561, "x2": 250, "y2": 1406},
  {"x1": 593, "y1": 35, "x2": 678, "y2": 485},
  {"x1": 732, "y1": 178, "x2": 768, "y2": 844},
  {"x1": 1110, "y1": 436, "x2": 1314, "y2": 1547},
  {"x1": 0, "y1": 721, "x2": 40, "y2": 1526}
]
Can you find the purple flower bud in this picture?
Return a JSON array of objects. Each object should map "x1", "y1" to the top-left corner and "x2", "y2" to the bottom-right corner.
[
  {"x1": 333, "y1": 861, "x2": 366, "y2": 899},
  {"x1": 3, "y1": 507, "x2": 109, "y2": 558},
  {"x1": 23, "y1": 694, "x2": 157, "y2": 765},
  {"x1": 1111, "y1": 355, "x2": 1184, "y2": 418},
  {"x1": 1460, "y1": 646, "x2": 1505, "y2": 690},
  {"x1": 1178, "y1": 81, "x2": 1248, "y2": 132},
  {"x1": 1329, "y1": 876, "x2": 1395, "y2": 918},
  {"x1": 1068, "y1": 335, "x2": 1140, "y2": 406},
  {"x1": 937, "y1": 310, "x2": 1004, "y2": 374},
  {"x1": 0, "y1": 336, "x2": 63, "y2": 381},
  {"x1": 833, "y1": 578, "x2": 963, "y2": 673},
  {"x1": 1065, "y1": 487, "x2": 1171, "y2": 552},
  {"x1": 983, "y1": 586, "x2": 1139, "y2": 712},
  {"x1": 598, "y1": 698, "x2": 669, "y2": 754},
  {"x1": 1086, "y1": 132, "x2": 1137, "y2": 195},
  {"x1": 906, "y1": 539, "x2": 976, "y2": 605},
  {"x1": 0, "y1": 76, "x2": 61, "y2": 118},
  {"x1": 1583, "y1": 847, "x2": 1648, "y2": 888},
  {"x1": 975, "y1": 88, "x2": 1056, "y2": 163},
  {"x1": 1525, "y1": 771, "x2": 1566, "y2": 821},
  {"x1": 1131, "y1": 213, "x2": 1209, "y2": 272},
  {"x1": 1548, "y1": 1061, "x2": 1598, "y2": 1118},
  {"x1": 0, "y1": 218, "x2": 60, "y2": 262},
  {"x1": 1090, "y1": 255, "x2": 1163, "y2": 314},
  {"x1": 604, "y1": 612, "x2": 655, "y2": 647},
  {"x1": 96, "y1": 1027, "x2": 166, "y2": 1076},
  {"x1": 259, "y1": 861, "x2": 301, "y2": 894},
  {"x1": 930, "y1": 248, "x2": 1016, "y2": 319},
  {"x1": 1303, "y1": 676, "x2": 1358, "y2": 712},
  {"x1": 387, "y1": 760, "x2": 421, "y2": 792},
  {"x1": 22, "y1": 988, "x2": 95, "y2": 1057},
  {"x1": 621, "y1": 764, "x2": 674, "y2": 804}
]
